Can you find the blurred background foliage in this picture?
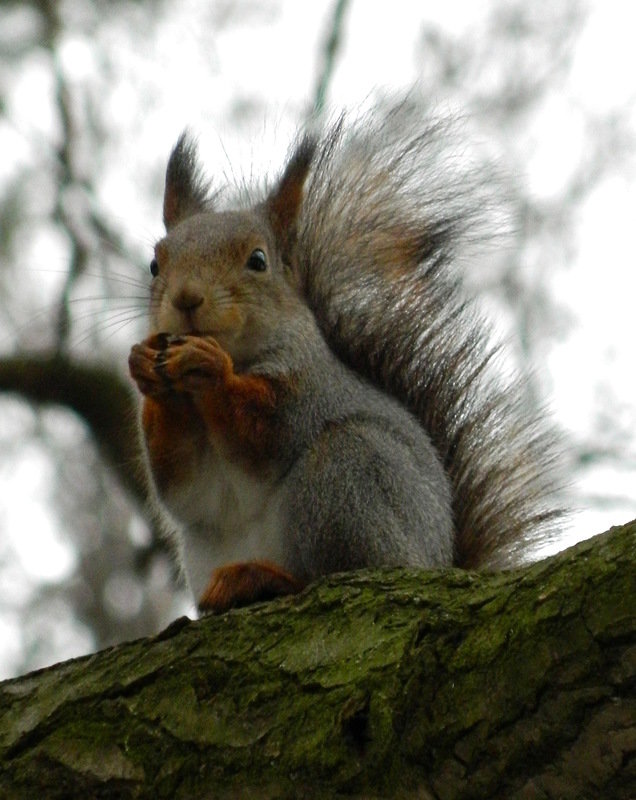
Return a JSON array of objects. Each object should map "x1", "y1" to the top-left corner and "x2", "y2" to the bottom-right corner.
[{"x1": 0, "y1": 0, "x2": 634, "y2": 678}]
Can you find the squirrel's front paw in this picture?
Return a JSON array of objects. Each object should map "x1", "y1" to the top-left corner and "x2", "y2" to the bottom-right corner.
[
  {"x1": 129, "y1": 334, "x2": 229, "y2": 396},
  {"x1": 198, "y1": 561, "x2": 303, "y2": 614},
  {"x1": 154, "y1": 335, "x2": 230, "y2": 392},
  {"x1": 129, "y1": 338, "x2": 171, "y2": 397}
]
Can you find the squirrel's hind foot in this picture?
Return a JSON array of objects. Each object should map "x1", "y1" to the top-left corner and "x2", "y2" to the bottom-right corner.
[{"x1": 197, "y1": 560, "x2": 303, "y2": 614}]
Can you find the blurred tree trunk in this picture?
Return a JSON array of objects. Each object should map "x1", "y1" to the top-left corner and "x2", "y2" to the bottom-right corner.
[{"x1": 0, "y1": 520, "x2": 634, "y2": 800}]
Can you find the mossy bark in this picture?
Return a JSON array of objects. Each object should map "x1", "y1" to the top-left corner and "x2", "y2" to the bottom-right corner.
[{"x1": 0, "y1": 520, "x2": 634, "y2": 799}]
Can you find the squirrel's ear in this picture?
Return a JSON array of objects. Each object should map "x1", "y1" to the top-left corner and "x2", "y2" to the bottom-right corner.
[
  {"x1": 163, "y1": 133, "x2": 212, "y2": 231},
  {"x1": 266, "y1": 136, "x2": 316, "y2": 257}
]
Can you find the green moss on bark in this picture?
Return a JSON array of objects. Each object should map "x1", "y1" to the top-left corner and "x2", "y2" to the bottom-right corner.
[{"x1": 1, "y1": 521, "x2": 634, "y2": 799}]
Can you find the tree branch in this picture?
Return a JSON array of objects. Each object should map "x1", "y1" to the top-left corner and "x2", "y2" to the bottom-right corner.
[
  {"x1": 311, "y1": 0, "x2": 351, "y2": 118},
  {"x1": 0, "y1": 353, "x2": 145, "y2": 506},
  {"x1": 0, "y1": 520, "x2": 633, "y2": 799}
]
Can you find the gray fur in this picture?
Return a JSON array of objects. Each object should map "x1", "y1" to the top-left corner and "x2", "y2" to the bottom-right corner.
[
  {"x1": 252, "y1": 309, "x2": 455, "y2": 579},
  {"x1": 144, "y1": 105, "x2": 563, "y2": 609},
  {"x1": 293, "y1": 108, "x2": 564, "y2": 568}
]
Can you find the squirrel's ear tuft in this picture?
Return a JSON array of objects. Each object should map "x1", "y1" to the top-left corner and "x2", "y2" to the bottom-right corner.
[
  {"x1": 163, "y1": 133, "x2": 213, "y2": 230},
  {"x1": 266, "y1": 135, "x2": 316, "y2": 258}
]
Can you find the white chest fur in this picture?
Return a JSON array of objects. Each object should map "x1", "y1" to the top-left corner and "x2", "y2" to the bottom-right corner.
[{"x1": 159, "y1": 450, "x2": 289, "y2": 603}]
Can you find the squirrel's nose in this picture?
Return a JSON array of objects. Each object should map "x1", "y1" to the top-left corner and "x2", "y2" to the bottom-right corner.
[{"x1": 172, "y1": 285, "x2": 204, "y2": 312}]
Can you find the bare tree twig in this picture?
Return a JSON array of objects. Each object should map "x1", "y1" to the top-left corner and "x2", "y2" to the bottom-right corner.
[{"x1": 311, "y1": 0, "x2": 351, "y2": 119}]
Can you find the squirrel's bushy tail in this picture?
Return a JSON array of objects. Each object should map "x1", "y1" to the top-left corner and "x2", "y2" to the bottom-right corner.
[{"x1": 295, "y1": 105, "x2": 563, "y2": 569}]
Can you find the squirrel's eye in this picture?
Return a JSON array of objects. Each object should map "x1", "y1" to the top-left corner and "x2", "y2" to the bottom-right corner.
[
  {"x1": 246, "y1": 248, "x2": 267, "y2": 272},
  {"x1": 150, "y1": 258, "x2": 159, "y2": 277}
]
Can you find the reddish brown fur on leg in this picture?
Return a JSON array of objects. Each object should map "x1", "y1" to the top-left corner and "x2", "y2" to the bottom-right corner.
[
  {"x1": 140, "y1": 395, "x2": 207, "y2": 495},
  {"x1": 198, "y1": 561, "x2": 304, "y2": 614}
]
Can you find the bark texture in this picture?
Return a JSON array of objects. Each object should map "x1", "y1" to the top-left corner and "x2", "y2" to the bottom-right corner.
[{"x1": 0, "y1": 521, "x2": 634, "y2": 799}]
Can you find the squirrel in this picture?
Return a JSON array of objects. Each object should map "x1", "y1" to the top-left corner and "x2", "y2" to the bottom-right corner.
[{"x1": 128, "y1": 107, "x2": 562, "y2": 614}]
